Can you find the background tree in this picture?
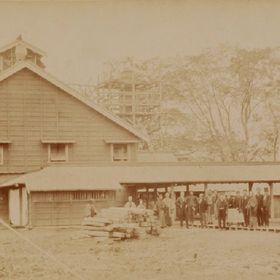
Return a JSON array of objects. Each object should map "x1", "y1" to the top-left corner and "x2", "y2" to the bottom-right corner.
[{"x1": 76, "y1": 46, "x2": 280, "y2": 162}]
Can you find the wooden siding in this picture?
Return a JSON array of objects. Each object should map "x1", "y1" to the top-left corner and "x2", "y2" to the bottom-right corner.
[
  {"x1": 0, "y1": 69, "x2": 139, "y2": 174},
  {"x1": 0, "y1": 189, "x2": 9, "y2": 222},
  {"x1": 30, "y1": 191, "x2": 122, "y2": 226}
]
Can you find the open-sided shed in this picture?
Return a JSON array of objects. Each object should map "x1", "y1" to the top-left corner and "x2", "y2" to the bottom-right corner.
[{"x1": 1, "y1": 163, "x2": 280, "y2": 226}]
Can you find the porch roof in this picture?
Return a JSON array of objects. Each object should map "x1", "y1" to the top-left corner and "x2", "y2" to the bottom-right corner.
[
  {"x1": 0, "y1": 167, "x2": 122, "y2": 192},
  {"x1": 1, "y1": 163, "x2": 280, "y2": 192}
]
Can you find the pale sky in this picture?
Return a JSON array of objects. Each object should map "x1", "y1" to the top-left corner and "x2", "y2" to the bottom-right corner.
[{"x1": 0, "y1": 0, "x2": 280, "y2": 85}]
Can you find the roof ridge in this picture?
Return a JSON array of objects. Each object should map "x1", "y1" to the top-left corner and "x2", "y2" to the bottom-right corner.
[{"x1": 0, "y1": 36, "x2": 47, "y2": 57}]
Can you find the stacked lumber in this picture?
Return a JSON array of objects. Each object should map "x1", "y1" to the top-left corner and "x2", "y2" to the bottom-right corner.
[{"x1": 81, "y1": 207, "x2": 160, "y2": 241}]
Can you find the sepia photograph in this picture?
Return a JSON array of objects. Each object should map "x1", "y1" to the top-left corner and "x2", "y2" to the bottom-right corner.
[{"x1": 0, "y1": 0, "x2": 280, "y2": 279}]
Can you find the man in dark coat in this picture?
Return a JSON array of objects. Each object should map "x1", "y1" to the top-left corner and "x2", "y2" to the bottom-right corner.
[
  {"x1": 234, "y1": 191, "x2": 242, "y2": 211},
  {"x1": 216, "y1": 193, "x2": 228, "y2": 229},
  {"x1": 163, "y1": 192, "x2": 172, "y2": 226},
  {"x1": 241, "y1": 190, "x2": 250, "y2": 227},
  {"x1": 186, "y1": 191, "x2": 198, "y2": 226},
  {"x1": 262, "y1": 188, "x2": 271, "y2": 227},
  {"x1": 176, "y1": 191, "x2": 187, "y2": 228},
  {"x1": 198, "y1": 193, "x2": 208, "y2": 228},
  {"x1": 156, "y1": 194, "x2": 166, "y2": 228},
  {"x1": 255, "y1": 188, "x2": 264, "y2": 226},
  {"x1": 248, "y1": 191, "x2": 258, "y2": 228}
]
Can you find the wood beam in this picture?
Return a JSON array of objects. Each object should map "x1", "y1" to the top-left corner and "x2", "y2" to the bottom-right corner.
[
  {"x1": 204, "y1": 183, "x2": 208, "y2": 194},
  {"x1": 146, "y1": 187, "x2": 149, "y2": 208},
  {"x1": 19, "y1": 187, "x2": 23, "y2": 226},
  {"x1": 248, "y1": 182, "x2": 254, "y2": 192},
  {"x1": 186, "y1": 183, "x2": 190, "y2": 195}
]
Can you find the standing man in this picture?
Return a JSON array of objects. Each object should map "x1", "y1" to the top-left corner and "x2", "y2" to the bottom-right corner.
[
  {"x1": 198, "y1": 193, "x2": 208, "y2": 228},
  {"x1": 247, "y1": 191, "x2": 258, "y2": 228},
  {"x1": 216, "y1": 193, "x2": 228, "y2": 230},
  {"x1": 206, "y1": 190, "x2": 214, "y2": 225},
  {"x1": 163, "y1": 192, "x2": 172, "y2": 226},
  {"x1": 176, "y1": 191, "x2": 187, "y2": 228},
  {"x1": 187, "y1": 191, "x2": 198, "y2": 226},
  {"x1": 234, "y1": 191, "x2": 243, "y2": 225},
  {"x1": 137, "y1": 199, "x2": 146, "y2": 209},
  {"x1": 234, "y1": 191, "x2": 242, "y2": 211},
  {"x1": 255, "y1": 188, "x2": 264, "y2": 226},
  {"x1": 124, "y1": 195, "x2": 136, "y2": 208},
  {"x1": 156, "y1": 194, "x2": 166, "y2": 228},
  {"x1": 170, "y1": 191, "x2": 177, "y2": 225},
  {"x1": 213, "y1": 191, "x2": 218, "y2": 222},
  {"x1": 262, "y1": 187, "x2": 271, "y2": 227},
  {"x1": 241, "y1": 190, "x2": 250, "y2": 227}
]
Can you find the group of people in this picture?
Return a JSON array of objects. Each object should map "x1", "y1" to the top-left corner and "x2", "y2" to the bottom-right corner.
[
  {"x1": 85, "y1": 188, "x2": 271, "y2": 231},
  {"x1": 154, "y1": 187, "x2": 271, "y2": 230}
]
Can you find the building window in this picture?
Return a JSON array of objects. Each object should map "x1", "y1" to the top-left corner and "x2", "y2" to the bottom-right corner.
[
  {"x1": 0, "y1": 145, "x2": 3, "y2": 165},
  {"x1": 112, "y1": 144, "x2": 129, "y2": 161},
  {"x1": 48, "y1": 143, "x2": 68, "y2": 162}
]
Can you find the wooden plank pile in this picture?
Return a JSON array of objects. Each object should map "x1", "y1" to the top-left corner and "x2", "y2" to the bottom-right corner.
[{"x1": 81, "y1": 207, "x2": 160, "y2": 241}]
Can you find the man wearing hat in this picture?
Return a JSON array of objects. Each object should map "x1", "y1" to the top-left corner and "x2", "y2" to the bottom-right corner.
[
  {"x1": 255, "y1": 187, "x2": 264, "y2": 226},
  {"x1": 198, "y1": 193, "x2": 208, "y2": 228},
  {"x1": 216, "y1": 193, "x2": 228, "y2": 230},
  {"x1": 247, "y1": 191, "x2": 258, "y2": 228},
  {"x1": 241, "y1": 190, "x2": 250, "y2": 227},
  {"x1": 176, "y1": 191, "x2": 187, "y2": 228},
  {"x1": 262, "y1": 187, "x2": 271, "y2": 227}
]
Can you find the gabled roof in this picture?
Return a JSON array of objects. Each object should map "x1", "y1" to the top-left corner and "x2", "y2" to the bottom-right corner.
[
  {"x1": 0, "y1": 61, "x2": 149, "y2": 142},
  {"x1": 0, "y1": 36, "x2": 47, "y2": 57}
]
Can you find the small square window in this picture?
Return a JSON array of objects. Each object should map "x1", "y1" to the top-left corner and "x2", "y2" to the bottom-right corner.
[
  {"x1": 48, "y1": 143, "x2": 68, "y2": 162},
  {"x1": 112, "y1": 144, "x2": 129, "y2": 161}
]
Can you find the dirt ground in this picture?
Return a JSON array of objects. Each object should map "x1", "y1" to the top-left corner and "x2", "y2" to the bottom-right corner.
[{"x1": 0, "y1": 225, "x2": 280, "y2": 280}]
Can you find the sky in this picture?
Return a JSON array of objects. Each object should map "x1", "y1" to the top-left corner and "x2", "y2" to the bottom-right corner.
[{"x1": 0, "y1": 0, "x2": 280, "y2": 85}]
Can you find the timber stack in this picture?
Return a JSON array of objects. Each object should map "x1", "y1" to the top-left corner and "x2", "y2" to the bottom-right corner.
[{"x1": 81, "y1": 207, "x2": 160, "y2": 241}]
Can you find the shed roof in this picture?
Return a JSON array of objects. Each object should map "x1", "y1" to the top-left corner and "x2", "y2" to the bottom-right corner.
[
  {"x1": 1, "y1": 164, "x2": 280, "y2": 192},
  {"x1": 0, "y1": 61, "x2": 149, "y2": 142},
  {"x1": 0, "y1": 167, "x2": 122, "y2": 191}
]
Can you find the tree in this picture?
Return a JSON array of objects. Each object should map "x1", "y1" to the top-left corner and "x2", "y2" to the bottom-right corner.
[{"x1": 79, "y1": 46, "x2": 280, "y2": 162}]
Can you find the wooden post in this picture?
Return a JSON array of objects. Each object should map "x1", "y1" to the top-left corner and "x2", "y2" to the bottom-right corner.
[
  {"x1": 19, "y1": 187, "x2": 23, "y2": 226},
  {"x1": 204, "y1": 183, "x2": 208, "y2": 194},
  {"x1": 186, "y1": 184, "x2": 190, "y2": 195},
  {"x1": 248, "y1": 182, "x2": 254, "y2": 192},
  {"x1": 0, "y1": 56, "x2": 3, "y2": 71},
  {"x1": 269, "y1": 182, "x2": 275, "y2": 219},
  {"x1": 146, "y1": 187, "x2": 149, "y2": 208},
  {"x1": 28, "y1": 191, "x2": 32, "y2": 228}
]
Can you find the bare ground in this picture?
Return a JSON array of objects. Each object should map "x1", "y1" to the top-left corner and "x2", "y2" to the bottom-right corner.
[{"x1": 0, "y1": 225, "x2": 280, "y2": 280}]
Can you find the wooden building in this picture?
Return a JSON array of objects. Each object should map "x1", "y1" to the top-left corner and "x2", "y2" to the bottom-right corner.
[
  {"x1": 0, "y1": 36, "x2": 148, "y2": 177},
  {"x1": 0, "y1": 36, "x2": 148, "y2": 226}
]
